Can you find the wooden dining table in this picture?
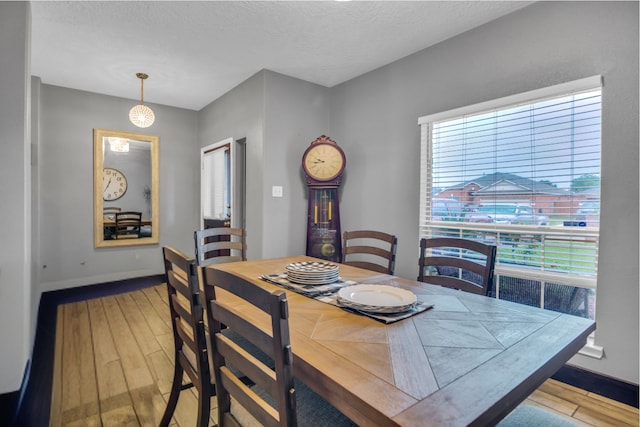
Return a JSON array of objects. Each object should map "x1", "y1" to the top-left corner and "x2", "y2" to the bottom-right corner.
[{"x1": 207, "y1": 255, "x2": 596, "y2": 427}]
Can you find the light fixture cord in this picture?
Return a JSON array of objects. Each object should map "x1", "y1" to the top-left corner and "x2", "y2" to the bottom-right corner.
[{"x1": 140, "y1": 78, "x2": 145, "y2": 105}]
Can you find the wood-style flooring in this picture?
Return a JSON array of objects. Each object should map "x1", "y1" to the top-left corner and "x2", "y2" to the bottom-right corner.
[{"x1": 50, "y1": 284, "x2": 639, "y2": 427}]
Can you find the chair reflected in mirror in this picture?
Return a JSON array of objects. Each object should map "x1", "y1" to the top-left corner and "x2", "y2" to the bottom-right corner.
[
  {"x1": 103, "y1": 206, "x2": 121, "y2": 220},
  {"x1": 114, "y1": 211, "x2": 142, "y2": 239},
  {"x1": 103, "y1": 207, "x2": 121, "y2": 240}
]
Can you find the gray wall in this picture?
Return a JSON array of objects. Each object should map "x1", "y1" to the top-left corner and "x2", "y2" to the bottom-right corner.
[
  {"x1": 198, "y1": 70, "x2": 330, "y2": 259},
  {"x1": 328, "y1": 1, "x2": 639, "y2": 384},
  {"x1": 0, "y1": 2, "x2": 31, "y2": 393},
  {"x1": 262, "y1": 71, "x2": 330, "y2": 257},
  {"x1": 198, "y1": 71, "x2": 266, "y2": 259},
  {"x1": 38, "y1": 84, "x2": 200, "y2": 292}
]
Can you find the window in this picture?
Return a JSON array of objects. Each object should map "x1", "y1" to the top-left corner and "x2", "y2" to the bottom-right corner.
[{"x1": 419, "y1": 76, "x2": 602, "y2": 320}]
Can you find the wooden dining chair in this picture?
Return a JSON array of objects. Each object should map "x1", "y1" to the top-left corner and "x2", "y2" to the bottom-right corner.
[
  {"x1": 114, "y1": 211, "x2": 142, "y2": 239},
  {"x1": 102, "y1": 206, "x2": 121, "y2": 220},
  {"x1": 418, "y1": 237, "x2": 497, "y2": 295},
  {"x1": 194, "y1": 227, "x2": 246, "y2": 266},
  {"x1": 160, "y1": 246, "x2": 214, "y2": 427},
  {"x1": 102, "y1": 207, "x2": 121, "y2": 239},
  {"x1": 341, "y1": 229, "x2": 398, "y2": 275},
  {"x1": 202, "y1": 267, "x2": 357, "y2": 426}
]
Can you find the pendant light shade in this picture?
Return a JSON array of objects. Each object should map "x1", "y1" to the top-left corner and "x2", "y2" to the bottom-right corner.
[
  {"x1": 108, "y1": 137, "x2": 129, "y2": 152},
  {"x1": 129, "y1": 73, "x2": 155, "y2": 128}
]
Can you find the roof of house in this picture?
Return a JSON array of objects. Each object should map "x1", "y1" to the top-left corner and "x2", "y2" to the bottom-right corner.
[{"x1": 445, "y1": 172, "x2": 569, "y2": 195}]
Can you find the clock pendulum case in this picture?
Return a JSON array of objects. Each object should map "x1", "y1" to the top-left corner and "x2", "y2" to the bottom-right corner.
[{"x1": 302, "y1": 135, "x2": 346, "y2": 262}]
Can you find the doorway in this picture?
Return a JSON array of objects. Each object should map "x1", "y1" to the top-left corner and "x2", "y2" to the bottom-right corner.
[{"x1": 200, "y1": 137, "x2": 245, "y2": 230}]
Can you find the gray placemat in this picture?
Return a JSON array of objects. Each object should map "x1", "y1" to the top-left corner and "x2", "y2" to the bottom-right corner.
[{"x1": 260, "y1": 273, "x2": 356, "y2": 297}]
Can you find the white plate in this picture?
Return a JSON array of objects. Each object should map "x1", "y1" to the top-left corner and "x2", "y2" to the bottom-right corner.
[
  {"x1": 336, "y1": 295, "x2": 416, "y2": 314},
  {"x1": 287, "y1": 276, "x2": 339, "y2": 285},
  {"x1": 287, "y1": 271, "x2": 339, "y2": 279},
  {"x1": 286, "y1": 261, "x2": 338, "y2": 273},
  {"x1": 337, "y1": 284, "x2": 417, "y2": 309}
]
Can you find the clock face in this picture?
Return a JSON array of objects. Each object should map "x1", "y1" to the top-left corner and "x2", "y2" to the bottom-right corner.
[
  {"x1": 103, "y1": 168, "x2": 128, "y2": 201},
  {"x1": 303, "y1": 143, "x2": 346, "y2": 181}
]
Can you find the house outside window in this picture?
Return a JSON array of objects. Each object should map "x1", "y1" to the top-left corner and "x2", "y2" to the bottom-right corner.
[{"x1": 419, "y1": 76, "x2": 602, "y2": 321}]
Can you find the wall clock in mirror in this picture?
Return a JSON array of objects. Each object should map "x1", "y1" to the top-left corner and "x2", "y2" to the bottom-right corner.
[
  {"x1": 103, "y1": 167, "x2": 128, "y2": 201},
  {"x1": 302, "y1": 135, "x2": 346, "y2": 262}
]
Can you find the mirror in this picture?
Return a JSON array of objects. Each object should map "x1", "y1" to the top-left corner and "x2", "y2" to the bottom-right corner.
[{"x1": 94, "y1": 128, "x2": 159, "y2": 248}]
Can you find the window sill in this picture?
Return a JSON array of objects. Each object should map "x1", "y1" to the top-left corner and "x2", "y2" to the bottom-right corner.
[{"x1": 578, "y1": 334, "x2": 604, "y2": 359}]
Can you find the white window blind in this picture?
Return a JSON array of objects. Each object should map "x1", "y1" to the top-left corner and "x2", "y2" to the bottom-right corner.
[{"x1": 419, "y1": 77, "x2": 602, "y2": 317}]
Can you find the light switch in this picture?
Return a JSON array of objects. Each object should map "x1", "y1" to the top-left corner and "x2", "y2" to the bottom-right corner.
[{"x1": 272, "y1": 186, "x2": 283, "y2": 198}]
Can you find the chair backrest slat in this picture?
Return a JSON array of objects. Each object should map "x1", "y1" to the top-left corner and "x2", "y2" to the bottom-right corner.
[
  {"x1": 210, "y1": 302, "x2": 275, "y2": 358},
  {"x1": 216, "y1": 333, "x2": 277, "y2": 394}
]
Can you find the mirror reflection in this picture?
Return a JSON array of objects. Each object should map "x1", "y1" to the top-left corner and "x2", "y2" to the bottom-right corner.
[{"x1": 94, "y1": 128, "x2": 159, "y2": 248}]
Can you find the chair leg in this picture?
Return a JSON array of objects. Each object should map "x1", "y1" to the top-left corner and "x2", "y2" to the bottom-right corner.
[
  {"x1": 159, "y1": 362, "x2": 184, "y2": 427},
  {"x1": 196, "y1": 382, "x2": 212, "y2": 427}
]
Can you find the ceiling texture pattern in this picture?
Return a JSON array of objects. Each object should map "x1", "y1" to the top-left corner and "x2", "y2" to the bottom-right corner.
[{"x1": 30, "y1": 1, "x2": 533, "y2": 111}]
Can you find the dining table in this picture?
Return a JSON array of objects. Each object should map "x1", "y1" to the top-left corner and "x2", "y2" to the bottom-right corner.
[{"x1": 206, "y1": 255, "x2": 596, "y2": 427}]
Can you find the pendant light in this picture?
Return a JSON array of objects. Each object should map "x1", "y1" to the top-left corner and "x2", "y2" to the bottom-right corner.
[
  {"x1": 129, "y1": 73, "x2": 155, "y2": 128},
  {"x1": 108, "y1": 137, "x2": 129, "y2": 152}
]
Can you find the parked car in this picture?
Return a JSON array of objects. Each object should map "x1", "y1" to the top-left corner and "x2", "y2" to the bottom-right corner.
[
  {"x1": 575, "y1": 200, "x2": 600, "y2": 226},
  {"x1": 577, "y1": 201, "x2": 600, "y2": 215},
  {"x1": 431, "y1": 199, "x2": 492, "y2": 223},
  {"x1": 468, "y1": 203, "x2": 549, "y2": 226},
  {"x1": 432, "y1": 198, "x2": 465, "y2": 221}
]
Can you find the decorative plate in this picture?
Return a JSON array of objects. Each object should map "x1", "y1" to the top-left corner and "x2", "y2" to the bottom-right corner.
[
  {"x1": 337, "y1": 284, "x2": 417, "y2": 314},
  {"x1": 286, "y1": 261, "x2": 339, "y2": 285}
]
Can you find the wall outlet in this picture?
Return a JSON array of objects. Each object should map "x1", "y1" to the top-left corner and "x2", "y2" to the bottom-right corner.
[{"x1": 272, "y1": 186, "x2": 283, "y2": 198}]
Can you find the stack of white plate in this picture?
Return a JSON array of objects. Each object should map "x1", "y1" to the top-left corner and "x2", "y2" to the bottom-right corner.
[
  {"x1": 337, "y1": 284, "x2": 417, "y2": 314},
  {"x1": 286, "y1": 261, "x2": 339, "y2": 285}
]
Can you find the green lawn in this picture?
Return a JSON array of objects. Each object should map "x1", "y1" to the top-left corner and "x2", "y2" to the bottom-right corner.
[{"x1": 499, "y1": 237, "x2": 597, "y2": 275}]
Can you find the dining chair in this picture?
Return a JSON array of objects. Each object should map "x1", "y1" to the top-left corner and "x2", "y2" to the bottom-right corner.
[
  {"x1": 497, "y1": 279, "x2": 591, "y2": 318},
  {"x1": 114, "y1": 211, "x2": 142, "y2": 239},
  {"x1": 102, "y1": 206, "x2": 121, "y2": 220},
  {"x1": 202, "y1": 267, "x2": 357, "y2": 426},
  {"x1": 102, "y1": 207, "x2": 121, "y2": 240},
  {"x1": 497, "y1": 405, "x2": 579, "y2": 426},
  {"x1": 161, "y1": 247, "x2": 275, "y2": 427},
  {"x1": 194, "y1": 227, "x2": 246, "y2": 267},
  {"x1": 194, "y1": 226, "x2": 252, "y2": 386},
  {"x1": 160, "y1": 246, "x2": 214, "y2": 427},
  {"x1": 341, "y1": 229, "x2": 398, "y2": 275},
  {"x1": 418, "y1": 237, "x2": 497, "y2": 295}
]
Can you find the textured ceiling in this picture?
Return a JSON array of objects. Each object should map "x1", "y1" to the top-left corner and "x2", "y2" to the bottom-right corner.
[{"x1": 30, "y1": 1, "x2": 533, "y2": 111}]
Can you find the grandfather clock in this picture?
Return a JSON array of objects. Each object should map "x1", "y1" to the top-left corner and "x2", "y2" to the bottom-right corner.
[{"x1": 302, "y1": 135, "x2": 346, "y2": 262}]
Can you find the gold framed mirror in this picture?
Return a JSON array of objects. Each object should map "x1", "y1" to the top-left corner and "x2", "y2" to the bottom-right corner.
[{"x1": 94, "y1": 128, "x2": 159, "y2": 248}]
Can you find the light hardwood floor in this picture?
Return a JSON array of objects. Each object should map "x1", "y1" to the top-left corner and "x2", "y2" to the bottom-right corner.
[{"x1": 49, "y1": 284, "x2": 638, "y2": 427}]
